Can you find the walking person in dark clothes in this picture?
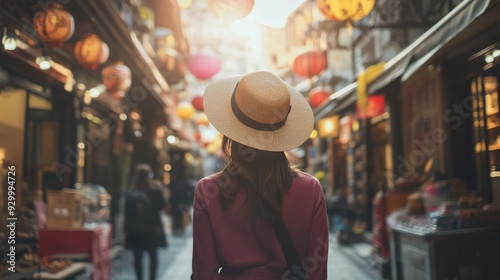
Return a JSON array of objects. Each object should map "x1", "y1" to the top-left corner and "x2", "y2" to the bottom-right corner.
[
  {"x1": 168, "y1": 163, "x2": 195, "y2": 236},
  {"x1": 124, "y1": 163, "x2": 167, "y2": 280}
]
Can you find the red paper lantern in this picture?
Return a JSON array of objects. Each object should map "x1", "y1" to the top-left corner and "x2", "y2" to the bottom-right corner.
[
  {"x1": 356, "y1": 94, "x2": 385, "y2": 119},
  {"x1": 308, "y1": 87, "x2": 330, "y2": 108},
  {"x1": 188, "y1": 50, "x2": 221, "y2": 80},
  {"x1": 191, "y1": 95, "x2": 204, "y2": 111},
  {"x1": 293, "y1": 50, "x2": 327, "y2": 78},
  {"x1": 208, "y1": 0, "x2": 255, "y2": 23},
  {"x1": 74, "y1": 34, "x2": 109, "y2": 70},
  {"x1": 33, "y1": 4, "x2": 74, "y2": 48},
  {"x1": 195, "y1": 131, "x2": 202, "y2": 141},
  {"x1": 101, "y1": 62, "x2": 131, "y2": 100}
]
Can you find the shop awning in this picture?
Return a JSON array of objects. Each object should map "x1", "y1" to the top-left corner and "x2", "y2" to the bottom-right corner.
[
  {"x1": 314, "y1": 82, "x2": 357, "y2": 121},
  {"x1": 314, "y1": 0, "x2": 495, "y2": 120},
  {"x1": 368, "y1": 0, "x2": 493, "y2": 92},
  {"x1": 402, "y1": 0, "x2": 500, "y2": 81}
]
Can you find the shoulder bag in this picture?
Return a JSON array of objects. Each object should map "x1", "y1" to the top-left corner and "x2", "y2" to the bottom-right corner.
[{"x1": 272, "y1": 214, "x2": 308, "y2": 279}]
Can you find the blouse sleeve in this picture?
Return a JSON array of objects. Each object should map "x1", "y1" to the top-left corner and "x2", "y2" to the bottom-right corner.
[
  {"x1": 305, "y1": 182, "x2": 329, "y2": 279},
  {"x1": 191, "y1": 180, "x2": 221, "y2": 280}
]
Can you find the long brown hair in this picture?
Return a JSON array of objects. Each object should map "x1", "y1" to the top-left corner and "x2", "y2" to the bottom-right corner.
[{"x1": 219, "y1": 136, "x2": 294, "y2": 221}]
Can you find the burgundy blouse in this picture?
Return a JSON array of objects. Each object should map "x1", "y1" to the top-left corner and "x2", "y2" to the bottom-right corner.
[{"x1": 191, "y1": 171, "x2": 329, "y2": 280}]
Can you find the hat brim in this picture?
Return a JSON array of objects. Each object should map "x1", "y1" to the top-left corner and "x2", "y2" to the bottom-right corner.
[{"x1": 203, "y1": 75, "x2": 314, "y2": 152}]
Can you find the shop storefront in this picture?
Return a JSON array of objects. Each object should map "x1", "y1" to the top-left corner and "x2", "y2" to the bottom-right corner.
[
  {"x1": 0, "y1": 0, "x2": 188, "y2": 278},
  {"x1": 313, "y1": 0, "x2": 500, "y2": 278},
  {"x1": 370, "y1": 0, "x2": 500, "y2": 278},
  {"x1": 315, "y1": 85, "x2": 375, "y2": 243}
]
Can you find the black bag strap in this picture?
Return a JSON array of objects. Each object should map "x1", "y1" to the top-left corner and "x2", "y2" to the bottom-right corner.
[{"x1": 272, "y1": 214, "x2": 307, "y2": 279}]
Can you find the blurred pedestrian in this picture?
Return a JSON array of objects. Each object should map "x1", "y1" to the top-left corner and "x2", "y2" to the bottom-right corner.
[
  {"x1": 168, "y1": 163, "x2": 195, "y2": 235},
  {"x1": 124, "y1": 163, "x2": 167, "y2": 280},
  {"x1": 191, "y1": 71, "x2": 329, "y2": 279}
]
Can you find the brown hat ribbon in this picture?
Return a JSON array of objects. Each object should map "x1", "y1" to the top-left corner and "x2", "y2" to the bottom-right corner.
[{"x1": 230, "y1": 82, "x2": 292, "y2": 131}]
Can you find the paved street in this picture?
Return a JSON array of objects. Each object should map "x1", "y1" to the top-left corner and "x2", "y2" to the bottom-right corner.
[{"x1": 111, "y1": 215, "x2": 383, "y2": 280}]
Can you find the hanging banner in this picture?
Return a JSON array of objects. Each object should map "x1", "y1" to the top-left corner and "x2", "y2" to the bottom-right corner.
[{"x1": 357, "y1": 62, "x2": 385, "y2": 110}]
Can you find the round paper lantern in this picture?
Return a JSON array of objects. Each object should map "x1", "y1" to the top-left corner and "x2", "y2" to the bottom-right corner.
[
  {"x1": 191, "y1": 95, "x2": 204, "y2": 111},
  {"x1": 157, "y1": 48, "x2": 185, "y2": 85},
  {"x1": 208, "y1": 0, "x2": 255, "y2": 23},
  {"x1": 176, "y1": 101, "x2": 195, "y2": 120},
  {"x1": 317, "y1": 0, "x2": 375, "y2": 22},
  {"x1": 33, "y1": 4, "x2": 74, "y2": 48},
  {"x1": 188, "y1": 50, "x2": 221, "y2": 80},
  {"x1": 356, "y1": 94, "x2": 385, "y2": 119},
  {"x1": 74, "y1": 34, "x2": 109, "y2": 70},
  {"x1": 293, "y1": 50, "x2": 327, "y2": 78},
  {"x1": 194, "y1": 113, "x2": 210, "y2": 126},
  {"x1": 101, "y1": 62, "x2": 131, "y2": 100},
  {"x1": 194, "y1": 131, "x2": 202, "y2": 141},
  {"x1": 308, "y1": 87, "x2": 330, "y2": 108}
]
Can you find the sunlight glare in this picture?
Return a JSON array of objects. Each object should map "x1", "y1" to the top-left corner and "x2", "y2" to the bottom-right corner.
[{"x1": 246, "y1": 0, "x2": 306, "y2": 28}]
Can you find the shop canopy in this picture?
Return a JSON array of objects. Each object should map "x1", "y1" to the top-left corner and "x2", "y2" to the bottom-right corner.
[
  {"x1": 314, "y1": 82, "x2": 357, "y2": 121},
  {"x1": 401, "y1": 0, "x2": 500, "y2": 81},
  {"x1": 314, "y1": 0, "x2": 498, "y2": 120}
]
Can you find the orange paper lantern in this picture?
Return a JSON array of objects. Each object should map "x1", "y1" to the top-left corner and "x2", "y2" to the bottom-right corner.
[
  {"x1": 33, "y1": 4, "x2": 74, "y2": 48},
  {"x1": 101, "y1": 62, "x2": 131, "y2": 100},
  {"x1": 317, "y1": 0, "x2": 375, "y2": 22},
  {"x1": 176, "y1": 101, "x2": 195, "y2": 120},
  {"x1": 194, "y1": 113, "x2": 210, "y2": 126},
  {"x1": 74, "y1": 34, "x2": 109, "y2": 70},
  {"x1": 293, "y1": 50, "x2": 327, "y2": 78}
]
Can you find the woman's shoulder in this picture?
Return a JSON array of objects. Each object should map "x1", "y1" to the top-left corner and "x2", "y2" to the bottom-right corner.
[
  {"x1": 196, "y1": 172, "x2": 225, "y2": 192},
  {"x1": 293, "y1": 170, "x2": 321, "y2": 186},
  {"x1": 291, "y1": 170, "x2": 324, "y2": 197},
  {"x1": 198, "y1": 172, "x2": 222, "y2": 183}
]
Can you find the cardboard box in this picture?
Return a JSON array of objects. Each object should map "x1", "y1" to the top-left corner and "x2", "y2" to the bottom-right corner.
[{"x1": 46, "y1": 189, "x2": 84, "y2": 229}]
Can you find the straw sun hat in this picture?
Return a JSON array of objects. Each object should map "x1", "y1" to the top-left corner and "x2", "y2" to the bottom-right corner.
[{"x1": 203, "y1": 71, "x2": 314, "y2": 152}]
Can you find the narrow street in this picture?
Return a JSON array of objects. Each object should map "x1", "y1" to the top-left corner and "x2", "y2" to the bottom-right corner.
[
  {"x1": 5, "y1": 1, "x2": 500, "y2": 279},
  {"x1": 111, "y1": 215, "x2": 384, "y2": 280}
]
